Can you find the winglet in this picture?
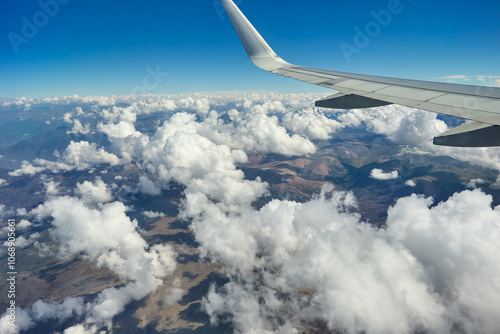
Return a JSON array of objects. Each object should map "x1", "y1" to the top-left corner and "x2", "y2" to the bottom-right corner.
[{"x1": 221, "y1": 0, "x2": 289, "y2": 72}]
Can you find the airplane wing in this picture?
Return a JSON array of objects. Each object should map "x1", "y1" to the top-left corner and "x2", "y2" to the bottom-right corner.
[{"x1": 221, "y1": 0, "x2": 500, "y2": 147}]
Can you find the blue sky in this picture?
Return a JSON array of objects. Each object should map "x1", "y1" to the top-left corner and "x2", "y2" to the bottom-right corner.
[{"x1": 1, "y1": 0, "x2": 499, "y2": 98}]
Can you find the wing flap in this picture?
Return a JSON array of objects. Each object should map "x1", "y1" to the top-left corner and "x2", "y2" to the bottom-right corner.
[
  {"x1": 434, "y1": 122, "x2": 500, "y2": 147},
  {"x1": 315, "y1": 93, "x2": 391, "y2": 109}
]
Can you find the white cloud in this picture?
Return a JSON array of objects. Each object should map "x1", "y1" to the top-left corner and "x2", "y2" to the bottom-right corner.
[
  {"x1": 12, "y1": 179, "x2": 177, "y2": 332},
  {"x1": 143, "y1": 210, "x2": 165, "y2": 219},
  {"x1": 75, "y1": 107, "x2": 85, "y2": 115},
  {"x1": 16, "y1": 208, "x2": 28, "y2": 216},
  {"x1": 438, "y1": 75, "x2": 500, "y2": 87},
  {"x1": 370, "y1": 168, "x2": 399, "y2": 180},
  {"x1": 405, "y1": 180, "x2": 416, "y2": 187},
  {"x1": 7, "y1": 232, "x2": 40, "y2": 249},
  {"x1": 0, "y1": 308, "x2": 33, "y2": 334},
  {"x1": 98, "y1": 120, "x2": 138, "y2": 139},
  {"x1": 10, "y1": 141, "x2": 122, "y2": 176},
  {"x1": 50, "y1": 95, "x2": 500, "y2": 332},
  {"x1": 63, "y1": 108, "x2": 92, "y2": 134},
  {"x1": 137, "y1": 175, "x2": 162, "y2": 196},
  {"x1": 9, "y1": 160, "x2": 72, "y2": 176},
  {"x1": 17, "y1": 219, "x2": 32, "y2": 229},
  {"x1": 386, "y1": 190, "x2": 500, "y2": 333},
  {"x1": 67, "y1": 119, "x2": 91, "y2": 135},
  {"x1": 196, "y1": 98, "x2": 211, "y2": 115},
  {"x1": 202, "y1": 185, "x2": 500, "y2": 333},
  {"x1": 466, "y1": 178, "x2": 487, "y2": 189},
  {"x1": 75, "y1": 177, "x2": 112, "y2": 204},
  {"x1": 165, "y1": 288, "x2": 184, "y2": 305},
  {"x1": 63, "y1": 112, "x2": 72, "y2": 123},
  {"x1": 201, "y1": 186, "x2": 442, "y2": 333},
  {"x1": 44, "y1": 180, "x2": 60, "y2": 196},
  {"x1": 35, "y1": 196, "x2": 175, "y2": 281},
  {"x1": 339, "y1": 105, "x2": 448, "y2": 147},
  {"x1": 196, "y1": 110, "x2": 317, "y2": 156},
  {"x1": 63, "y1": 324, "x2": 99, "y2": 334},
  {"x1": 101, "y1": 111, "x2": 269, "y2": 206},
  {"x1": 281, "y1": 109, "x2": 343, "y2": 140},
  {"x1": 338, "y1": 104, "x2": 500, "y2": 173},
  {"x1": 5, "y1": 93, "x2": 500, "y2": 333},
  {"x1": 439, "y1": 75, "x2": 468, "y2": 80},
  {"x1": 63, "y1": 141, "x2": 121, "y2": 169},
  {"x1": 431, "y1": 145, "x2": 500, "y2": 172},
  {"x1": 493, "y1": 175, "x2": 500, "y2": 189}
]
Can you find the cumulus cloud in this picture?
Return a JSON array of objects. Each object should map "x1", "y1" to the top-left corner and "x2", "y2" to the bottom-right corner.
[
  {"x1": 0, "y1": 219, "x2": 39, "y2": 252},
  {"x1": 10, "y1": 141, "x2": 122, "y2": 176},
  {"x1": 5, "y1": 93, "x2": 500, "y2": 333},
  {"x1": 98, "y1": 120, "x2": 138, "y2": 139},
  {"x1": 370, "y1": 168, "x2": 399, "y2": 180},
  {"x1": 281, "y1": 109, "x2": 343, "y2": 140},
  {"x1": 63, "y1": 141, "x2": 122, "y2": 169},
  {"x1": 201, "y1": 186, "x2": 423, "y2": 332},
  {"x1": 405, "y1": 179, "x2": 416, "y2": 187},
  {"x1": 8, "y1": 232, "x2": 40, "y2": 249},
  {"x1": 44, "y1": 180, "x2": 60, "y2": 196},
  {"x1": 466, "y1": 178, "x2": 487, "y2": 189},
  {"x1": 196, "y1": 110, "x2": 317, "y2": 156},
  {"x1": 93, "y1": 94, "x2": 495, "y2": 333},
  {"x1": 337, "y1": 104, "x2": 500, "y2": 174},
  {"x1": 201, "y1": 185, "x2": 500, "y2": 333},
  {"x1": 432, "y1": 145, "x2": 500, "y2": 172},
  {"x1": 165, "y1": 285, "x2": 184, "y2": 305},
  {"x1": 100, "y1": 111, "x2": 270, "y2": 206},
  {"x1": 0, "y1": 308, "x2": 33, "y2": 334},
  {"x1": 9, "y1": 159, "x2": 73, "y2": 176},
  {"x1": 137, "y1": 175, "x2": 162, "y2": 196},
  {"x1": 67, "y1": 119, "x2": 91, "y2": 135},
  {"x1": 75, "y1": 177, "x2": 112, "y2": 203},
  {"x1": 493, "y1": 175, "x2": 500, "y2": 189},
  {"x1": 386, "y1": 190, "x2": 500, "y2": 333},
  {"x1": 64, "y1": 109, "x2": 91, "y2": 134},
  {"x1": 7, "y1": 178, "x2": 177, "y2": 332},
  {"x1": 34, "y1": 195, "x2": 175, "y2": 282},
  {"x1": 439, "y1": 74, "x2": 500, "y2": 87},
  {"x1": 7, "y1": 93, "x2": 330, "y2": 179},
  {"x1": 338, "y1": 105, "x2": 448, "y2": 147},
  {"x1": 17, "y1": 219, "x2": 32, "y2": 229},
  {"x1": 143, "y1": 210, "x2": 165, "y2": 219}
]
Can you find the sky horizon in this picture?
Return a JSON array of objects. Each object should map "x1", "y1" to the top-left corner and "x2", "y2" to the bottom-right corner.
[{"x1": 1, "y1": 0, "x2": 499, "y2": 98}]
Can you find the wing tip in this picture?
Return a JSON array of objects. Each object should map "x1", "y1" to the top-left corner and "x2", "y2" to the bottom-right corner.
[{"x1": 221, "y1": 0, "x2": 288, "y2": 72}]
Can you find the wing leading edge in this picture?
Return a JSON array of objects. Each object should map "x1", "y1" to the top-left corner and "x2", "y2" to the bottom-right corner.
[{"x1": 221, "y1": 0, "x2": 500, "y2": 147}]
